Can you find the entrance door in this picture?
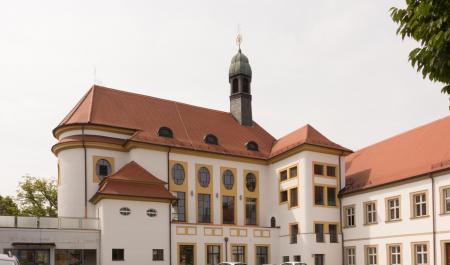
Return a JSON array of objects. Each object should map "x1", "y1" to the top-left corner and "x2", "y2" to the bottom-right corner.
[
  {"x1": 7, "y1": 249, "x2": 50, "y2": 265},
  {"x1": 446, "y1": 243, "x2": 450, "y2": 265},
  {"x1": 179, "y1": 245, "x2": 195, "y2": 265}
]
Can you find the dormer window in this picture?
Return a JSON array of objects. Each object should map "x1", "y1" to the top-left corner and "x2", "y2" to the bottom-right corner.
[
  {"x1": 204, "y1": 134, "x2": 218, "y2": 145},
  {"x1": 245, "y1": 141, "x2": 259, "y2": 151},
  {"x1": 158, "y1": 127, "x2": 173, "y2": 138}
]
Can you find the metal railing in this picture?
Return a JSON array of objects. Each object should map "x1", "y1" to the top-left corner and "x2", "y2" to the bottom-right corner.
[{"x1": 0, "y1": 216, "x2": 99, "y2": 230}]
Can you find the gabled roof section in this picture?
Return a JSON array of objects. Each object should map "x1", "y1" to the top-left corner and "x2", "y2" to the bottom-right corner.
[
  {"x1": 270, "y1": 124, "x2": 351, "y2": 157},
  {"x1": 343, "y1": 115, "x2": 450, "y2": 194},
  {"x1": 59, "y1": 86, "x2": 96, "y2": 126},
  {"x1": 90, "y1": 161, "x2": 175, "y2": 203}
]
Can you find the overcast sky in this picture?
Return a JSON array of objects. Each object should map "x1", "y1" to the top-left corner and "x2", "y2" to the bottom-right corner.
[{"x1": 0, "y1": 0, "x2": 448, "y2": 196}]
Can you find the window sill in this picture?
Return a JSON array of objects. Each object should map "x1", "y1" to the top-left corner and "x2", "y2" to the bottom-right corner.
[
  {"x1": 363, "y1": 222, "x2": 378, "y2": 226},
  {"x1": 343, "y1": 226, "x2": 356, "y2": 229},
  {"x1": 410, "y1": 215, "x2": 430, "y2": 220},
  {"x1": 385, "y1": 219, "x2": 402, "y2": 223},
  {"x1": 439, "y1": 212, "x2": 450, "y2": 216}
]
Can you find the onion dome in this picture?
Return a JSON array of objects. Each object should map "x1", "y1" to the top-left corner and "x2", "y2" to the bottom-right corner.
[{"x1": 229, "y1": 49, "x2": 252, "y2": 78}]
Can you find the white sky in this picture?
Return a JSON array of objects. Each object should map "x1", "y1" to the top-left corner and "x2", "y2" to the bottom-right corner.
[{"x1": 0, "y1": 0, "x2": 448, "y2": 196}]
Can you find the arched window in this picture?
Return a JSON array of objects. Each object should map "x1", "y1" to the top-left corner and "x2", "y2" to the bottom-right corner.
[
  {"x1": 242, "y1": 78, "x2": 250, "y2": 94},
  {"x1": 245, "y1": 173, "x2": 256, "y2": 192},
  {"x1": 270, "y1": 217, "x2": 276, "y2": 228},
  {"x1": 204, "y1": 134, "x2": 218, "y2": 145},
  {"x1": 222, "y1": 170, "x2": 234, "y2": 190},
  {"x1": 245, "y1": 141, "x2": 259, "y2": 151},
  {"x1": 232, "y1": 78, "x2": 239, "y2": 94},
  {"x1": 158, "y1": 127, "x2": 173, "y2": 138},
  {"x1": 171, "y1": 163, "x2": 185, "y2": 185},
  {"x1": 197, "y1": 167, "x2": 210, "y2": 188},
  {"x1": 96, "y1": 159, "x2": 112, "y2": 181}
]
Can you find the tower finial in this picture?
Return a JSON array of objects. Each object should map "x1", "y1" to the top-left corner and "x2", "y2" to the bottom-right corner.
[{"x1": 236, "y1": 25, "x2": 242, "y2": 52}]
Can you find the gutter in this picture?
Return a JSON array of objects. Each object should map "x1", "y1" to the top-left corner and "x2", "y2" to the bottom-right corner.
[
  {"x1": 167, "y1": 147, "x2": 172, "y2": 265},
  {"x1": 82, "y1": 126, "x2": 88, "y2": 218},
  {"x1": 430, "y1": 173, "x2": 436, "y2": 265},
  {"x1": 338, "y1": 154, "x2": 345, "y2": 265}
]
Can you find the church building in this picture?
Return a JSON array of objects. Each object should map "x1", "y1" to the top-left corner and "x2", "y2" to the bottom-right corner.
[{"x1": 0, "y1": 46, "x2": 449, "y2": 265}]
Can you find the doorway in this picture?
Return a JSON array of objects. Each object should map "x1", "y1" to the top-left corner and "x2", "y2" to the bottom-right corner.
[
  {"x1": 179, "y1": 244, "x2": 195, "y2": 265},
  {"x1": 446, "y1": 243, "x2": 450, "y2": 265},
  {"x1": 5, "y1": 249, "x2": 50, "y2": 265}
]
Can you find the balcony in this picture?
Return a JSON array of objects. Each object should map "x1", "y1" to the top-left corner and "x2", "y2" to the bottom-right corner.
[{"x1": 0, "y1": 216, "x2": 99, "y2": 230}]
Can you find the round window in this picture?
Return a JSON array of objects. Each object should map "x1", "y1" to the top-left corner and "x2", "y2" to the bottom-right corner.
[
  {"x1": 198, "y1": 167, "x2": 210, "y2": 188},
  {"x1": 246, "y1": 173, "x2": 256, "y2": 192},
  {"x1": 96, "y1": 159, "x2": 112, "y2": 181},
  {"x1": 172, "y1": 164, "x2": 185, "y2": 185},
  {"x1": 119, "y1": 207, "x2": 131, "y2": 216},
  {"x1": 222, "y1": 170, "x2": 234, "y2": 190},
  {"x1": 146, "y1": 209, "x2": 157, "y2": 217}
]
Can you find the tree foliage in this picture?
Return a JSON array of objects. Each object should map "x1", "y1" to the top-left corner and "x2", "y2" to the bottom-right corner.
[
  {"x1": 16, "y1": 176, "x2": 57, "y2": 217},
  {"x1": 390, "y1": 0, "x2": 450, "y2": 94},
  {"x1": 0, "y1": 195, "x2": 20, "y2": 216}
]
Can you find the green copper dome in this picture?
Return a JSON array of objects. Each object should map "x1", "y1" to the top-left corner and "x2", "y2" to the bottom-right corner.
[{"x1": 229, "y1": 49, "x2": 252, "y2": 78}]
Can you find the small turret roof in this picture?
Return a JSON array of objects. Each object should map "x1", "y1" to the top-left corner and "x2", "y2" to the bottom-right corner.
[{"x1": 229, "y1": 49, "x2": 252, "y2": 78}]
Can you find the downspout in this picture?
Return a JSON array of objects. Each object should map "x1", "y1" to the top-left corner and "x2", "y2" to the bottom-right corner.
[
  {"x1": 338, "y1": 154, "x2": 345, "y2": 265},
  {"x1": 430, "y1": 173, "x2": 436, "y2": 265},
  {"x1": 167, "y1": 147, "x2": 172, "y2": 265},
  {"x1": 82, "y1": 126, "x2": 88, "y2": 218}
]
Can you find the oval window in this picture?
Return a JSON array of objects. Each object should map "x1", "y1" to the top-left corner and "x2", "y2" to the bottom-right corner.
[
  {"x1": 245, "y1": 173, "x2": 257, "y2": 192},
  {"x1": 96, "y1": 159, "x2": 112, "y2": 181},
  {"x1": 172, "y1": 164, "x2": 185, "y2": 185},
  {"x1": 198, "y1": 167, "x2": 210, "y2": 188},
  {"x1": 146, "y1": 209, "x2": 157, "y2": 217},
  {"x1": 119, "y1": 207, "x2": 131, "y2": 216},
  {"x1": 222, "y1": 170, "x2": 234, "y2": 190}
]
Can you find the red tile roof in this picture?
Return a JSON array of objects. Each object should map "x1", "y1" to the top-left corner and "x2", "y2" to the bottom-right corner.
[
  {"x1": 90, "y1": 161, "x2": 175, "y2": 203},
  {"x1": 343, "y1": 115, "x2": 450, "y2": 194},
  {"x1": 56, "y1": 85, "x2": 350, "y2": 159}
]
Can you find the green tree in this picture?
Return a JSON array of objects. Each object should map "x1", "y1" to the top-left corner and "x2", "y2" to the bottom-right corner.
[
  {"x1": 0, "y1": 195, "x2": 20, "y2": 216},
  {"x1": 17, "y1": 176, "x2": 57, "y2": 217},
  {"x1": 390, "y1": 0, "x2": 450, "y2": 95}
]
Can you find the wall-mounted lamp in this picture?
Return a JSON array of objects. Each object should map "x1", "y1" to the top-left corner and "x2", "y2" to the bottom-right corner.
[
  {"x1": 239, "y1": 195, "x2": 242, "y2": 200},
  {"x1": 215, "y1": 192, "x2": 219, "y2": 198},
  {"x1": 190, "y1": 190, "x2": 194, "y2": 196}
]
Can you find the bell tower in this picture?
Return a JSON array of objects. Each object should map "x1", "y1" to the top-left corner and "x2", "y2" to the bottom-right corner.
[{"x1": 229, "y1": 35, "x2": 253, "y2": 126}]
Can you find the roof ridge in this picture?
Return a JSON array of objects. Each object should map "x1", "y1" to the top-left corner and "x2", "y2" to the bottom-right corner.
[
  {"x1": 351, "y1": 115, "x2": 450, "y2": 154},
  {"x1": 93, "y1": 84, "x2": 231, "y2": 115}
]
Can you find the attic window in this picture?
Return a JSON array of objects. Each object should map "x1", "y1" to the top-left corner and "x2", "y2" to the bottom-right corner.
[
  {"x1": 204, "y1": 134, "x2": 218, "y2": 145},
  {"x1": 158, "y1": 127, "x2": 173, "y2": 138},
  {"x1": 246, "y1": 141, "x2": 259, "y2": 151}
]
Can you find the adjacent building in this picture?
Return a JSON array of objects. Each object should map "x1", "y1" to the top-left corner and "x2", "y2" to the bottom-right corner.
[{"x1": 0, "y1": 47, "x2": 449, "y2": 265}]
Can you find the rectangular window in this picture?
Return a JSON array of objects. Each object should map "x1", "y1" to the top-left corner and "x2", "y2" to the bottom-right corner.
[
  {"x1": 152, "y1": 249, "x2": 164, "y2": 261},
  {"x1": 289, "y1": 188, "x2": 298, "y2": 208},
  {"x1": 413, "y1": 243, "x2": 428, "y2": 265},
  {"x1": 222, "y1": 195, "x2": 235, "y2": 224},
  {"x1": 207, "y1": 245, "x2": 221, "y2": 265},
  {"x1": 345, "y1": 247, "x2": 356, "y2": 265},
  {"x1": 231, "y1": 245, "x2": 245, "y2": 263},
  {"x1": 387, "y1": 197, "x2": 401, "y2": 221},
  {"x1": 413, "y1": 193, "x2": 427, "y2": 218},
  {"x1": 280, "y1": 170, "x2": 288, "y2": 181},
  {"x1": 315, "y1": 186, "x2": 325, "y2": 205},
  {"x1": 172, "y1": 192, "x2": 186, "y2": 222},
  {"x1": 294, "y1": 255, "x2": 301, "y2": 262},
  {"x1": 280, "y1": 190, "x2": 288, "y2": 203},
  {"x1": 315, "y1": 223, "x2": 324, "y2": 243},
  {"x1": 345, "y1": 206, "x2": 355, "y2": 227},
  {"x1": 365, "y1": 202, "x2": 377, "y2": 224},
  {"x1": 179, "y1": 245, "x2": 195, "y2": 265},
  {"x1": 314, "y1": 164, "x2": 324, "y2": 175},
  {"x1": 289, "y1": 166, "x2": 298, "y2": 178},
  {"x1": 329, "y1": 224, "x2": 338, "y2": 243},
  {"x1": 245, "y1": 198, "x2": 257, "y2": 225},
  {"x1": 112, "y1": 249, "x2": 124, "y2": 261},
  {"x1": 255, "y1": 246, "x2": 269, "y2": 265},
  {"x1": 366, "y1": 246, "x2": 377, "y2": 265},
  {"x1": 444, "y1": 188, "x2": 450, "y2": 213},
  {"x1": 326, "y1": 166, "x2": 336, "y2": 177},
  {"x1": 282, "y1": 256, "x2": 290, "y2": 262},
  {"x1": 388, "y1": 245, "x2": 401, "y2": 265},
  {"x1": 327, "y1": 187, "x2": 337, "y2": 206},
  {"x1": 314, "y1": 254, "x2": 324, "y2": 265},
  {"x1": 290, "y1": 224, "x2": 299, "y2": 244},
  {"x1": 198, "y1": 193, "x2": 211, "y2": 223}
]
